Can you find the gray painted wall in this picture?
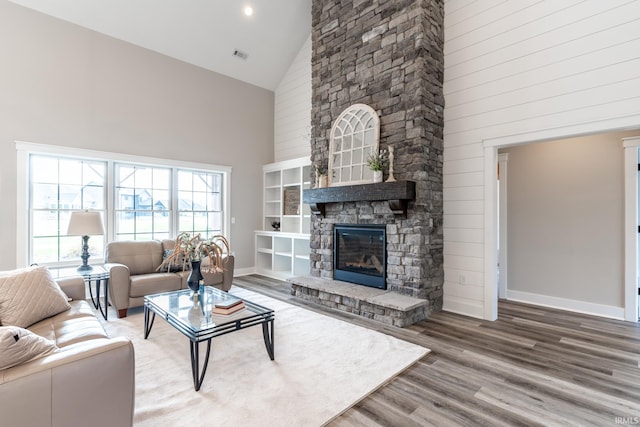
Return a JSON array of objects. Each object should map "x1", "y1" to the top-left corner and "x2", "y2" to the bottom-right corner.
[
  {"x1": 500, "y1": 131, "x2": 637, "y2": 308},
  {"x1": 0, "y1": 1, "x2": 274, "y2": 271}
]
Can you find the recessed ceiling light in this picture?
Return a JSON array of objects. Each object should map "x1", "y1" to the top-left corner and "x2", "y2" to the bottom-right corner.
[{"x1": 244, "y1": 6, "x2": 253, "y2": 17}]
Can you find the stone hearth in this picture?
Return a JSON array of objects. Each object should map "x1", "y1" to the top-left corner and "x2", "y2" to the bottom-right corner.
[
  {"x1": 288, "y1": 276, "x2": 428, "y2": 327},
  {"x1": 291, "y1": 0, "x2": 445, "y2": 327}
]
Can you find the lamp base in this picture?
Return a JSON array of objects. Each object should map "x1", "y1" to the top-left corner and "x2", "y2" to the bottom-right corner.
[{"x1": 78, "y1": 235, "x2": 92, "y2": 272}]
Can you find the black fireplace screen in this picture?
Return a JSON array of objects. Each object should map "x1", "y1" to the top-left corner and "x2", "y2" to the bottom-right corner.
[{"x1": 334, "y1": 224, "x2": 386, "y2": 289}]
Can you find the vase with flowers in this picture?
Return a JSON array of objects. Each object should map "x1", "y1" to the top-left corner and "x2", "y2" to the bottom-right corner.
[
  {"x1": 158, "y1": 232, "x2": 231, "y2": 293},
  {"x1": 367, "y1": 149, "x2": 388, "y2": 183}
]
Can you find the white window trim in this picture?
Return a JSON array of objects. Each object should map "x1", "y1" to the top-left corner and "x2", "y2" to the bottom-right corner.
[{"x1": 16, "y1": 141, "x2": 232, "y2": 267}]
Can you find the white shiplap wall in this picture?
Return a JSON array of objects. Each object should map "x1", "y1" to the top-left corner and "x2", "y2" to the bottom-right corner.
[
  {"x1": 274, "y1": 35, "x2": 312, "y2": 162},
  {"x1": 443, "y1": 0, "x2": 640, "y2": 319}
]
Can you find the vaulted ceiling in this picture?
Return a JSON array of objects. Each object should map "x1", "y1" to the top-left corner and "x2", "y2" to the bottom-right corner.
[{"x1": 9, "y1": 0, "x2": 312, "y2": 91}]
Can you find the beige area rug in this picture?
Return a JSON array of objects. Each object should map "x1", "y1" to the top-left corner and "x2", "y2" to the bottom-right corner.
[{"x1": 101, "y1": 286, "x2": 429, "y2": 426}]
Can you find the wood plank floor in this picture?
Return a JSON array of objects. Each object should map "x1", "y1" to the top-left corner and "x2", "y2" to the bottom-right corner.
[{"x1": 233, "y1": 275, "x2": 640, "y2": 427}]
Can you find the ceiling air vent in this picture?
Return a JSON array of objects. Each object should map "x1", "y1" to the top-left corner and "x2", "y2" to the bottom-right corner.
[{"x1": 232, "y1": 49, "x2": 248, "y2": 60}]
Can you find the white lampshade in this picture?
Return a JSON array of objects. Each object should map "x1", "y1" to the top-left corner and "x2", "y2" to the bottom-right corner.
[{"x1": 67, "y1": 211, "x2": 104, "y2": 236}]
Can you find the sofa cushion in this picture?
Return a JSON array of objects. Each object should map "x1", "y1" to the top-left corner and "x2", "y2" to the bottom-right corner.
[
  {"x1": 28, "y1": 301, "x2": 108, "y2": 348},
  {"x1": 0, "y1": 266, "x2": 71, "y2": 328},
  {"x1": 129, "y1": 273, "x2": 182, "y2": 298},
  {"x1": 0, "y1": 325, "x2": 58, "y2": 370},
  {"x1": 106, "y1": 240, "x2": 164, "y2": 275}
]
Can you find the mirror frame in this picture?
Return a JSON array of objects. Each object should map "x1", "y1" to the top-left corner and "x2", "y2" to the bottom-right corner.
[{"x1": 328, "y1": 104, "x2": 380, "y2": 186}]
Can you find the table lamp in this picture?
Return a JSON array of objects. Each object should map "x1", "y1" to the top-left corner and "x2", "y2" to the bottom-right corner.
[{"x1": 67, "y1": 210, "x2": 104, "y2": 271}]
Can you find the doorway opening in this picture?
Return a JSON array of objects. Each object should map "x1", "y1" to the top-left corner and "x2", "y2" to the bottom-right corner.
[{"x1": 488, "y1": 130, "x2": 639, "y2": 323}]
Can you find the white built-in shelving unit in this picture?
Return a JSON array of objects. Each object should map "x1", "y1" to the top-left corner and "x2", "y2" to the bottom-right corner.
[{"x1": 255, "y1": 157, "x2": 311, "y2": 279}]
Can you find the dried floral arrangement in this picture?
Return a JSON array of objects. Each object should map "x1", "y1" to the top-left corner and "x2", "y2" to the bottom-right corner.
[{"x1": 157, "y1": 232, "x2": 230, "y2": 274}]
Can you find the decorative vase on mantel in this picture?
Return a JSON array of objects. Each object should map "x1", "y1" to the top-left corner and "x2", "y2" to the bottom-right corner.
[
  {"x1": 187, "y1": 260, "x2": 203, "y2": 292},
  {"x1": 373, "y1": 170, "x2": 383, "y2": 183}
]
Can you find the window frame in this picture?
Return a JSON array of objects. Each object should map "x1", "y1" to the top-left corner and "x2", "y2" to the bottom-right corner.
[{"x1": 16, "y1": 141, "x2": 231, "y2": 268}]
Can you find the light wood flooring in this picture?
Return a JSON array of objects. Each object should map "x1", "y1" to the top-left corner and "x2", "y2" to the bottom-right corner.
[{"x1": 233, "y1": 275, "x2": 640, "y2": 427}]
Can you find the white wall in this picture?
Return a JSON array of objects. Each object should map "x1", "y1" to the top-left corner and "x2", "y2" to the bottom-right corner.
[
  {"x1": 0, "y1": 1, "x2": 274, "y2": 271},
  {"x1": 500, "y1": 132, "x2": 637, "y2": 316},
  {"x1": 443, "y1": 0, "x2": 640, "y2": 318},
  {"x1": 274, "y1": 35, "x2": 312, "y2": 162}
]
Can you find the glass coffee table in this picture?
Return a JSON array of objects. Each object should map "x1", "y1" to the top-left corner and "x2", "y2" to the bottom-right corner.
[{"x1": 143, "y1": 287, "x2": 275, "y2": 391}]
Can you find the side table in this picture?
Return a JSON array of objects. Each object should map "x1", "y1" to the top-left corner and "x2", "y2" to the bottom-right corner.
[{"x1": 50, "y1": 265, "x2": 110, "y2": 320}]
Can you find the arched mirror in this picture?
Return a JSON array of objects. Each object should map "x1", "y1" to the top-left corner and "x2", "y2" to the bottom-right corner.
[{"x1": 328, "y1": 104, "x2": 380, "y2": 186}]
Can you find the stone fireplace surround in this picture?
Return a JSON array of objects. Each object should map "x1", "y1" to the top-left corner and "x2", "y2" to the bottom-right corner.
[{"x1": 287, "y1": 0, "x2": 445, "y2": 327}]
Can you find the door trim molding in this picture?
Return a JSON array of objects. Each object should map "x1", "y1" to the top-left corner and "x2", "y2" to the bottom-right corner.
[{"x1": 623, "y1": 136, "x2": 640, "y2": 321}]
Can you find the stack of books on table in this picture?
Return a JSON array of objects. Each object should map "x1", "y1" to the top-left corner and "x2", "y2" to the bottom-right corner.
[{"x1": 212, "y1": 298, "x2": 245, "y2": 315}]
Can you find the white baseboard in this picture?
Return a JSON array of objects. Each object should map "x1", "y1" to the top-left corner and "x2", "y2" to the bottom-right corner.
[
  {"x1": 443, "y1": 296, "x2": 484, "y2": 319},
  {"x1": 506, "y1": 289, "x2": 625, "y2": 320},
  {"x1": 233, "y1": 267, "x2": 256, "y2": 277}
]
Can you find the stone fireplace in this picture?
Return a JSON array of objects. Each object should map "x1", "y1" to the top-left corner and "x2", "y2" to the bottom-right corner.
[{"x1": 288, "y1": 0, "x2": 445, "y2": 327}]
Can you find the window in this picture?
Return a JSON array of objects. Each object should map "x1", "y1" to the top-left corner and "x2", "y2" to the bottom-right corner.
[
  {"x1": 115, "y1": 164, "x2": 171, "y2": 241},
  {"x1": 30, "y1": 155, "x2": 106, "y2": 264},
  {"x1": 177, "y1": 170, "x2": 223, "y2": 236},
  {"x1": 18, "y1": 143, "x2": 230, "y2": 267}
]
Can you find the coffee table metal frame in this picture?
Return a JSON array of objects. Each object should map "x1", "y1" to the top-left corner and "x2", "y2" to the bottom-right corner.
[{"x1": 143, "y1": 287, "x2": 275, "y2": 391}]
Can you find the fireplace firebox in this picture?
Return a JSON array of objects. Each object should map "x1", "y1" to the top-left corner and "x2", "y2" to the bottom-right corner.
[{"x1": 334, "y1": 224, "x2": 386, "y2": 289}]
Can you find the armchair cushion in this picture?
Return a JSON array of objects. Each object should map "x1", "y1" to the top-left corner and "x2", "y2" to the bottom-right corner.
[
  {"x1": 0, "y1": 266, "x2": 70, "y2": 328},
  {"x1": 0, "y1": 325, "x2": 57, "y2": 370}
]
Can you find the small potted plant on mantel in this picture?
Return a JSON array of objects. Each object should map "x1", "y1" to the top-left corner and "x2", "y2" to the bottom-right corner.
[
  {"x1": 367, "y1": 149, "x2": 388, "y2": 183},
  {"x1": 315, "y1": 162, "x2": 328, "y2": 188}
]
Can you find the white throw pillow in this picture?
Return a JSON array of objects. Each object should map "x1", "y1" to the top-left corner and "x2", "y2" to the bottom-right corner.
[
  {"x1": 0, "y1": 325, "x2": 58, "y2": 370},
  {"x1": 0, "y1": 266, "x2": 71, "y2": 328}
]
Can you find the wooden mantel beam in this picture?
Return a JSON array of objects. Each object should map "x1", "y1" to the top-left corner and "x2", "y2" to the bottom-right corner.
[{"x1": 303, "y1": 181, "x2": 416, "y2": 217}]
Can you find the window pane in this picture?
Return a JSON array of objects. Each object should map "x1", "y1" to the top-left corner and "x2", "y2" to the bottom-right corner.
[
  {"x1": 153, "y1": 189, "x2": 170, "y2": 211},
  {"x1": 117, "y1": 211, "x2": 135, "y2": 234},
  {"x1": 32, "y1": 210, "x2": 58, "y2": 237},
  {"x1": 83, "y1": 186, "x2": 104, "y2": 209},
  {"x1": 119, "y1": 166, "x2": 135, "y2": 187},
  {"x1": 179, "y1": 211, "x2": 195, "y2": 232},
  {"x1": 178, "y1": 171, "x2": 192, "y2": 191},
  {"x1": 83, "y1": 162, "x2": 104, "y2": 184},
  {"x1": 208, "y1": 193, "x2": 222, "y2": 211},
  {"x1": 59, "y1": 160, "x2": 82, "y2": 184},
  {"x1": 134, "y1": 212, "x2": 153, "y2": 234},
  {"x1": 154, "y1": 212, "x2": 170, "y2": 233},
  {"x1": 32, "y1": 156, "x2": 58, "y2": 183},
  {"x1": 193, "y1": 192, "x2": 207, "y2": 212},
  {"x1": 60, "y1": 184, "x2": 83, "y2": 210},
  {"x1": 193, "y1": 173, "x2": 207, "y2": 192},
  {"x1": 60, "y1": 236, "x2": 78, "y2": 261},
  {"x1": 208, "y1": 212, "x2": 223, "y2": 233},
  {"x1": 179, "y1": 191, "x2": 193, "y2": 210},
  {"x1": 32, "y1": 183, "x2": 59, "y2": 209},
  {"x1": 33, "y1": 237, "x2": 60, "y2": 264}
]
